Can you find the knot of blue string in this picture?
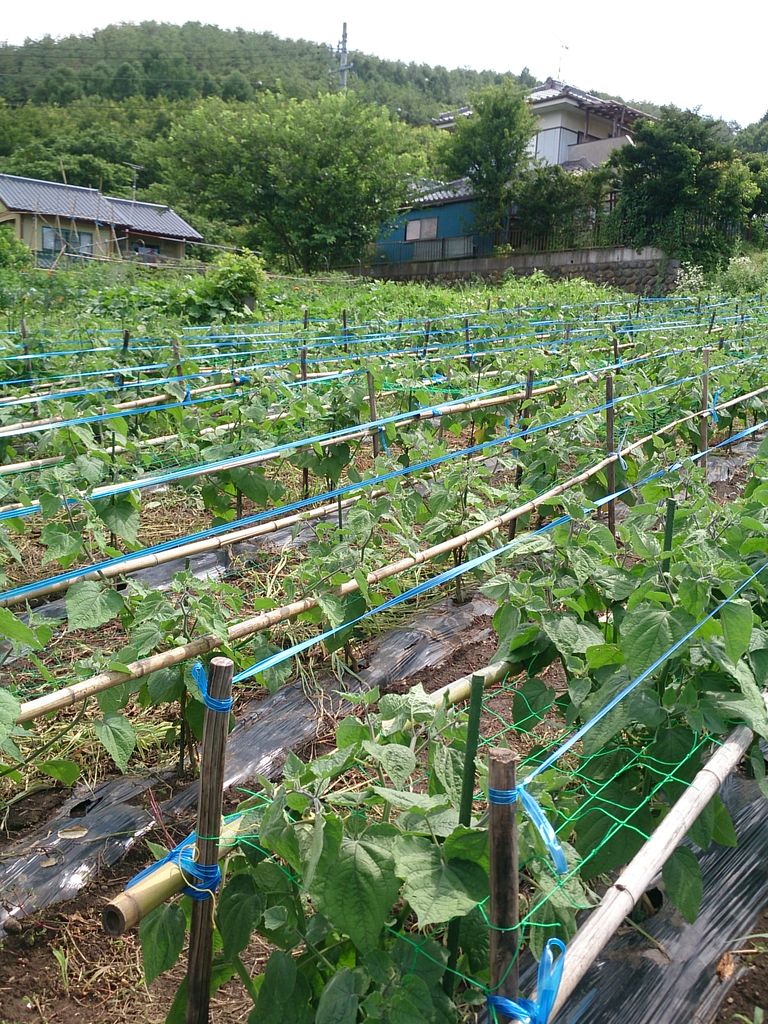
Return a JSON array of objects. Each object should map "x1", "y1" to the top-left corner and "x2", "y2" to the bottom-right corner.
[
  {"x1": 487, "y1": 938, "x2": 566, "y2": 1023},
  {"x1": 610, "y1": 426, "x2": 629, "y2": 471},
  {"x1": 192, "y1": 660, "x2": 234, "y2": 714},
  {"x1": 710, "y1": 387, "x2": 723, "y2": 425},
  {"x1": 488, "y1": 786, "x2": 568, "y2": 875},
  {"x1": 126, "y1": 831, "x2": 221, "y2": 901}
]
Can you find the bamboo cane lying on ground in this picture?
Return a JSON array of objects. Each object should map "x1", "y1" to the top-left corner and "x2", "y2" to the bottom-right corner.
[{"x1": 17, "y1": 384, "x2": 764, "y2": 727}]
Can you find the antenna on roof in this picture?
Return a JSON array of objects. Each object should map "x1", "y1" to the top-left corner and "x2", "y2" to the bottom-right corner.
[
  {"x1": 557, "y1": 42, "x2": 569, "y2": 82},
  {"x1": 123, "y1": 162, "x2": 145, "y2": 203}
]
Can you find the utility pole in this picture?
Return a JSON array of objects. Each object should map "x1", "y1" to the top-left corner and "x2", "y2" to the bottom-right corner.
[{"x1": 336, "y1": 22, "x2": 353, "y2": 90}]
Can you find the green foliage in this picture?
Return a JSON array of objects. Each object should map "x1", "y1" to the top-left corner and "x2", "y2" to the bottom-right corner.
[
  {"x1": 611, "y1": 107, "x2": 760, "y2": 269},
  {"x1": 0, "y1": 225, "x2": 33, "y2": 270},
  {"x1": 162, "y1": 93, "x2": 424, "y2": 270},
  {"x1": 511, "y1": 165, "x2": 609, "y2": 246},
  {"x1": 441, "y1": 78, "x2": 536, "y2": 234}
]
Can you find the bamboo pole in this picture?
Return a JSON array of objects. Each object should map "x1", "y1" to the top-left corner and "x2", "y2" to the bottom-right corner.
[
  {"x1": 509, "y1": 369, "x2": 534, "y2": 542},
  {"x1": 489, "y1": 747, "x2": 520, "y2": 1015},
  {"x1": 186, "y1": 657, "x2": 234, "y2": 1024},
  {"x1": 700, "y1": 347, "x2": 710, "y2": 472},
  {"x1": 15, "y1": 388, "x2": 767, "y2": 725},
  {"x1": 367, "y1": 370, "x2": 380, "y2": 458},
  {"x1": 545, "y1": 723, "x2": 754, "y2": 1021},
  {"x1": 606, "y1": 374, "x2": 616, "y2": 539}
]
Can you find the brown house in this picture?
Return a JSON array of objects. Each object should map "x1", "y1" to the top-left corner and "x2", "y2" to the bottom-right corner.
[{"x1": 0, "y1": 173, "x2": 202, "y2": 265}]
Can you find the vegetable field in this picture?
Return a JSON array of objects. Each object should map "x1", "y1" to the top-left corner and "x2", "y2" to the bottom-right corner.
[{"x1": 1, "y1": 266, "x2": 767, "y2": 1024}]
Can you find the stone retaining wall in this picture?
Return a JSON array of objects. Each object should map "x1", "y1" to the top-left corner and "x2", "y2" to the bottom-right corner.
[{"x1": 357, "y1": 246, "x2": 680, "y2": 295}]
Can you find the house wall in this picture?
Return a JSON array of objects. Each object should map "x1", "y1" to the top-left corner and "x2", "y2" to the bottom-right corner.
[
  {"x1": 122, "y1": 232, "x2": 186, "y2": 260},
  {"x1": 10, "y1": 213, "x2": 114, "y2": 257},
  {"x1": 532, "y1": 103, "x2": 618, "y2": 166},
  {"x1": 376, "y1": 200, "x2": 490, "y2": 264}
]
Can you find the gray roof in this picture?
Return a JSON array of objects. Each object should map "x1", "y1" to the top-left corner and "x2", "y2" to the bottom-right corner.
[
  {"x1": 411, "y1": 178, "x2": 475, "y2": 207},
  {"x1": 529, "y1": 79, "x2": 650, "y2": 124},
  {"x1": 107, "y1": 197, "x2": 202, "y2": 241},
  {"x1": 0, "y1": 174, "x2": 119, "y2": 223},
  {"x1": 0, "y1": 173, "x2": 202, "y2": 241}
]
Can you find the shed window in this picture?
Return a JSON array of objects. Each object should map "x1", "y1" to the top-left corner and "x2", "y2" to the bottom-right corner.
[
  {"x1": 42, "y1": 226, "x2": 93, "y2": 255},
  {"x1": 405, "y1": 217, "x2": 438, "y2": 241}
]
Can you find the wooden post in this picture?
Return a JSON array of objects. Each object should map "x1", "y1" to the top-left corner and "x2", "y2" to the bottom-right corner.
[
  {"x1": 122, "y1": 329, "x2": 130, "y2": 353},
  {"x1": 185, "y1": 657, "x2": 234, "y2": 1024},
  {"x1": 509, "y1": 370, "x2": 534, "y2": 541},
  {"x1": 423, "y1": 319, "x2": 431, "y2": 358},
  {"x1": 488, "y1": 748, "x2": 520, "y2": 1016},
  {"x1": 444, "y1": 674, "x2": 485, "y2": 995},
  {"x1": 611, "y1": 328, "x2": 620, "y2": 369},
  {"x1": 342, "y1": 309, "x2": 348, "y2": 353},
  {"x1": 606, "y1": 374, "x2": 616, "y2": 539},
  {"x1": 464, "y1": 316, "x2": 472, "y2": 368},
  {"x1": 366, "y1": 370, "x2": 380, "y2": 458},
  {"x1": 303, "y1": 307, "x2": 309, "y2": 331},
  {"x1": 707, "y1": 311, "x2": 716, "y2": 334},
  {"x1": 661, "y1": 497, "x2": 676, "y2": 578},
  {"x1": 700, "y1": 348, "x2": 709, "y2": 472}
]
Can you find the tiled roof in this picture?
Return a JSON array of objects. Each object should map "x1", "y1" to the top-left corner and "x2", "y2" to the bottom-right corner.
[
  {"x1": 0, "y1": 174, "x2": 119, "y2": 223},
  {"x1": 0, "y1": 173, "x2": 202, "y2": 240},
  {"x1": 529, "y1": 78, "x2": 650, "y2": 123},
  {"x1": 411, "y1": 178, "x2": 475, "y2": 207},
  {"x1": 107, "y1": 197, "x2": 202, "y2": 241}
]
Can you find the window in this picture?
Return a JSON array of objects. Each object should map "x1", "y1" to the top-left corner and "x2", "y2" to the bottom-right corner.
[
  {"x1": 41, "y1": 226, "x2": 94, "y2": 255},
  {"x1": 405, "y1": 217, "x2": 438, "y2": 242}
]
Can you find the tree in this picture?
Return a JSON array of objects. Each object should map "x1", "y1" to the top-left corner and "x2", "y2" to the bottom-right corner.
[
  {"x1": 162, "y1": 93, "x2": 425, "y2": 270},
  {"x1": 610, "y1": 107, "x2": 759, "y2": 268},
  {"x1": 512, "y1": 165, "x2": 606, "y2": 245},
  {"x1": 440, "y1": 78, "x2": 536, "y2": 234}
]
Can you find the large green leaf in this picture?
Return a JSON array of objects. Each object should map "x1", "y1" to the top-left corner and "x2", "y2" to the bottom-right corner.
[
  {"x1": 94, "y1": 496, "x2": 140, "y2": 545},
  {"x1": 315, "y1": 968, "x2": 363, "y2": 1024},
  {"x1": 0, "y1": 607, "x2": 39, "y2": 649},
  {"x1": 94, "y1": 713, "x2": 136, "y2": 771},
  {"x1": 0, "y1": 690, "x2": 20, "y2": 747},
  {"x1": 393, "y1": 835, "x2": 487, "y2": 927},
  {"x1": 139, "y1": 902, "x2": 186, "y2": 986},
  {"x1": 363, "y1": 741, "x2": 416, "y2": 790},
  {"x1": 719, "y1": 599, "x2": 753, "y2": 666},
  {"x1": 216, "y1": 874, "x2": 264, "y2": 960},
  {"x1": 662, "y1": 846, "x2": 702, "y2": 923},
  {"x1": 40, "y1": 522, "x2": 84, "y2": 565},
  {"x1": 620, "y1": 605, "x2": 694, "y2": 677},
  {"x1": 66, "y1": 581, "x2": 124, "y2": 631},
  {"x1": 251, "y1": 951, "x2": 312, "y2": 1024},
  {"x1": 312, "y1": 834, "x2": 399, "y2": 952},
  {"x1": 541, "y1": 615, "x2": 604, "y2": 657}
]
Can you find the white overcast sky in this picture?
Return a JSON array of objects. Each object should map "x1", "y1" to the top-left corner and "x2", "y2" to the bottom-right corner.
[{"x1": 3, "y1": 0, "x2": 767, "y2": 126}]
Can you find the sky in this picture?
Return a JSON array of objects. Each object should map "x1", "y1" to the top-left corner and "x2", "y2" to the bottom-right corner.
[{"x1": 3, "y1": 0, "x2": 767, "y2": 127}]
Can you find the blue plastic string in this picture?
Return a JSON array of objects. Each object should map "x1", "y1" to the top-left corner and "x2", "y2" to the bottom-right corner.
[
  {"x1": 488, "y1": 787, "x2": 568, "y2": 875},
  {"x1": 710, "y1": 386, "x2": 723, "y2": 424},
  {"x1": 612, "y1": 426, "x2": 629, "y2": 470},
  {"x1": 191, "y1": 660, "x2": 234, "y2": 714},
  {"x1": 126, "y1": 831, "x2": 221, "y2": 901},
  {"x1": 487, "y1": 938, "x2": 566, "y2": 1024}
]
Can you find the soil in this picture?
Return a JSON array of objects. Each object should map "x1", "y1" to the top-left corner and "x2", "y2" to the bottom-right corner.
[{"x1": 714, "y1": 908, "x2": 768, "y2": 1023}]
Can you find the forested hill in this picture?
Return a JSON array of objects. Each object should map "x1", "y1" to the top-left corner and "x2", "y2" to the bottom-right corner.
[{"x1": 0, "y1": 21, "x2": 534, "y2": 124}]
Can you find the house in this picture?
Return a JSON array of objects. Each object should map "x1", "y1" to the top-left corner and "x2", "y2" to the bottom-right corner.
[
  {"x1": 375, "y1": 78, "x2": 651, "y2": 264},
  {"x1": 433, "y1": 78, "x2": 650, "y2": 171},
  {"x1": 374, "y1": 179, "x2": 492, "y2": 266},
  {"x1": 0, "y1": 173, "x2": 202, "y2": 265}
]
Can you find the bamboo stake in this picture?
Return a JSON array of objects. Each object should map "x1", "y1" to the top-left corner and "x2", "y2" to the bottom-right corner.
[
  {"x1": 186, "y1": 657, "x2": 234, "y2": 1024},
  {"x1": 606, "y1": 374, "x2": 616, "y2": 539},
  {"x1": 661, "y1": 497, "x2": 676, "y2": 577},
  {"x1": 509, "y1": 369, "x2": 534, "y2": 541},
  {"x1": 16, "y1": 388, "x2": 767, "y2": 725},
  {"x1": 545, "y1": 724, "x2": 754, "y2": 1021},
  {"x1": 366, "y1": 370, "x2": 380, "y2": 458},
  {"x1": 700, "y1": 347, "x2": 710, "y2": 472},
  {"x1": 489, "y1": 747, "x2": 520, "y2": 1015},
  {"x1": 300, "y1": 346, "x2": 309, "y2": 500}
]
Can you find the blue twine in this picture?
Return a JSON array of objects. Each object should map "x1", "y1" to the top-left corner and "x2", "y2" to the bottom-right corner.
[
  {"x1": 611, "y1": 427, "x2": 629, "y2": 471},
  {"x1": 710, "y1": 387, "x2": 723, "y2": 424},
  {"x1": 191, "y1": 660, "x2": 234, "y2": 713},
  {"x1": 489, "y1": 787, "x2": 568, "y2": 875},
  {"x1": 487, "y1": 938, "x2": 566, "y2": 1024},
  {"x1": 126, "y1": 831, "x2": 221, "y2": 900}
]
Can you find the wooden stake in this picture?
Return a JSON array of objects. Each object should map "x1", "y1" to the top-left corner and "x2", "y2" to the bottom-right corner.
[
  {"x1": 303, "y1": 307, "x2": 309, "y2": 331},
  {"x1": 366, "y1": 371, "x2": 380, "y2": 458},
  {"x1": 489, "y1": 747, "x2": 520, "y2": 1016},
  {"x1": 700, "y1": 348, "x2": 710, "y2": 472},
  {"x1": 606, "y1": 374, "x2": 616, "y2": 539},
  {"x1": 185, "y1": 657, "x2": 234, "y2": 1024},
  {"x1": 424, "y1": 319, "x2": 431, "y2": 358},
  {"x1": 122, "y1": 329, "x2": 130, "y2": 353},
  {"x1": 661, "y1": 497, "x2": 676, "y2": 578},
  {"x1": 342, "y1": 309, "x2": 348, "y2": 354}
]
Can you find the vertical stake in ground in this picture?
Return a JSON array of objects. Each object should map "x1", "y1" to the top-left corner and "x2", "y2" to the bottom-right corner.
[
  {"x1": 661, "y1": 497, "x2": 676, "y2": 578},
  {"x1": 443, "y1": 673, "x2": 486, "y2": 995},
  {"x1": 488, "y1": 747, "x2": 520, "y2": 1019},
  {"x1": 606, "y1": 374, "x2": 616, "y2": 539},
  {"x1": 342, "y1": 309, "x2": 349, "y2": 354},
  {"x1": 700, "y1": 347, "x2": 710, "y2": 473},
  {"x1": 300, "y1": 346, "x2": 309, "y2": 499},
  {"x1": 185, "y1": 656, "x2": 234, "y2": 1024},
  {"x1": 509, "y1": 369, "x2": 535, "y2": 541},
  {"x1": 366, "y1": 370, "x2": 380, "y2": 458}
]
